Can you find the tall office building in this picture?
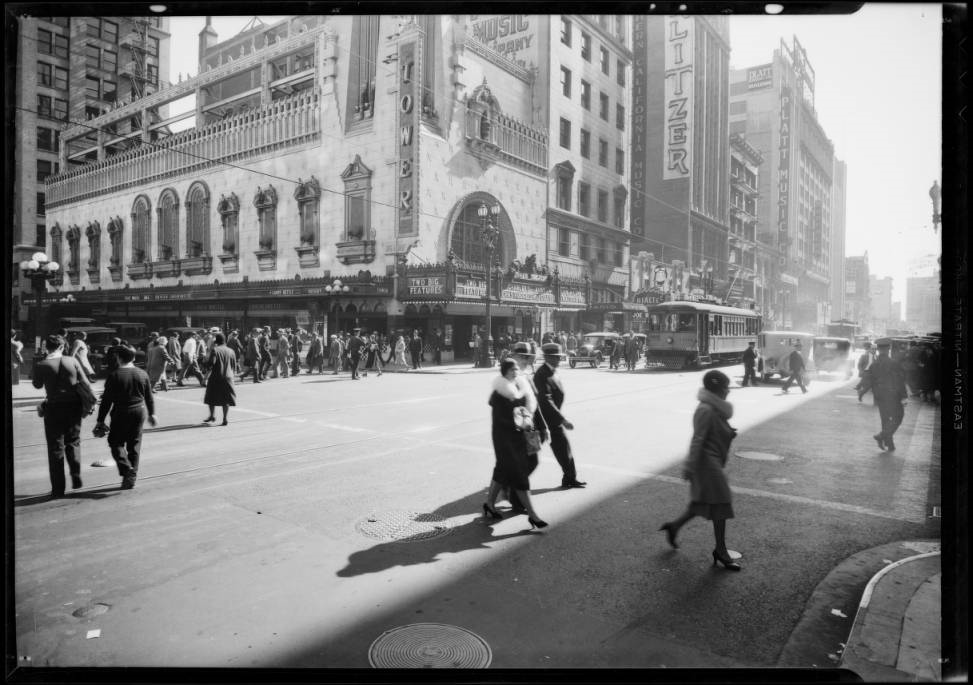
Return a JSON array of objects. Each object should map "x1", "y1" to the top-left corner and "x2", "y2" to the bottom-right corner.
[
  {"x1": 830, "y1": 158, "x2": 847, "y2": 324},
  {"x1": 729, "y1": 37, "x2": 836, "y2": 332},
  {"x1": 869, "y1": 274, "x2": 893, "y2": 335},
  {"x1": 843, "y1": 253, "x2": 870, "y2": 329},
  {"x1": 630, "y1": 15, "x2": 731, "y2": 303},
  {"x1": 13, "y1": 15, "x2": 170, "y2": 335},
  {"x1": 906, "y1": 276, "x2": 941, "y2": 334}
]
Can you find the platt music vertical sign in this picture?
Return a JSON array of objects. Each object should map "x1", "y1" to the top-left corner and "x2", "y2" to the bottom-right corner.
[
  {"x1": 777, "y1": 85, "x2": 792, "y2": 251},
  {"x1": 663, "y1": 15, "x2": 693, "y2": 181},
  {"x1": 398, "y1": 40, "x2": 420, "y2": 237}
]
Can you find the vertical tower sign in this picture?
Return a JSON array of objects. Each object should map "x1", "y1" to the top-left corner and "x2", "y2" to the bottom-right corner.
[
  {"x1": 663, "y1": 15, "x2": 693, "y2": 180},
  {"x1": 630, "y1": 16, "x2": 648, "y2": 236},
  {"x1": 398, "y1": 39, "x2": 420, "y2": 236},
  {"x1": 777, "y1": 85, "x2": 792, "y2": 251}
]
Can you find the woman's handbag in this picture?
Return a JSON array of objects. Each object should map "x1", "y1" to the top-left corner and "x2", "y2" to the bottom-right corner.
[{"x1": 522, "y1": 428, "x2": 543, "y2": 454}]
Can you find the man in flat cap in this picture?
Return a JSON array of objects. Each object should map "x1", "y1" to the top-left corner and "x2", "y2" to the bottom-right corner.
[
  {"x1": 781, "y1": 340, "x2": 808, "y2": 394},
  {"x1": 534, "y1": 342, "x2": 586, "y2": 488},
  {"x1": 869, "y1": 339, "x2": 907, "y2": 450}
]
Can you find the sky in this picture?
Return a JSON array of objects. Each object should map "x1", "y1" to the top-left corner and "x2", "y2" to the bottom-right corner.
[{"x1": 165, "y1": 5, "x2": 943, "y2": 311}]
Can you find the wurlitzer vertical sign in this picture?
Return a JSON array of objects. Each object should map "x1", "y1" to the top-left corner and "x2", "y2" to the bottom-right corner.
[
  {"x1": 630, "y1": 16, "x2": 647, "y2": 236},
  {"x1": 663, "y1": 15, "x2": 693, "y2": 180},
  {"x1": 777, "y1": 85, "x2": 792, "y2": 250},
  {"x1": 398, "y1": 40, "x2": 420, "y2": 236}
]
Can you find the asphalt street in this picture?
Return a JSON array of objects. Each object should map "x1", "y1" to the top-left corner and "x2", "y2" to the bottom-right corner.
[{"x1": 9, "y1": 362, "x2": 941, "y2": 672}]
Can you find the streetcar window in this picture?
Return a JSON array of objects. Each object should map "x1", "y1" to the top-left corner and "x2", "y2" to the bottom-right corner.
[{"x1": 648, "y1": 314, "x2": 661, "y2": 331}]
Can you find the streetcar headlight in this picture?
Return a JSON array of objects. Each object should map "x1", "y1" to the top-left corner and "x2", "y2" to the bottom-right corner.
[{"x1": 666, "y1": 336, "x2": 673, "y2": 344}]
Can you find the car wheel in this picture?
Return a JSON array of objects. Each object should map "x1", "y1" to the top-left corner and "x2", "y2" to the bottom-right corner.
[{"x1": 569, "y1": 359, "x2": 577, "y2": 368}]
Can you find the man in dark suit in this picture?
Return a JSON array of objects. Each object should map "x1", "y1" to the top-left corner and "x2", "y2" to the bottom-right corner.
[
  {"x1": 781, "y1": 341, "x2": 808, "y2": 394},
  {"x1": 534, "y1": 342, "x2": 586, "y2": 489},
  {"x1": 346, "y1": 328, "x2": 365, "y2": 380},
  {"x1": 409, "y1": 330, "x2": 424, "y2": 369},
  {"x1": 741, "y1": 341, "x2": 759, "y2": 386},
  {"x1": 869, "y1": 338, "x2": 907, "y2": 451}
]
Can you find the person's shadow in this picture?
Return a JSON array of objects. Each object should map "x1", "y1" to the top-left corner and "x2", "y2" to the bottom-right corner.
[{"x1": 335, "y1": 490, "x2": 541, "y2": 578}]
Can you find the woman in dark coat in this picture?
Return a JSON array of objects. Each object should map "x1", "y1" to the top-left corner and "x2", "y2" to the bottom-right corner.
[
  {"x1": 659, "y1": 370, "x2": 741, "y2": 570},
  {"x1": 482, "y1": 359, "x2": 547, "y2": 529},
  {"x1": 203, "y1": 332, "x2": 236, "y2": 426}
]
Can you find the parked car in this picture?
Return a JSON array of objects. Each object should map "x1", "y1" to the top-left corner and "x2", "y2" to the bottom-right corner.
[
  {"x1": 568, "y1": 331, "x2": 619, "y2": 368},
  {"x1": 105, "y1": 321, "x2": 149, "y2": 348},
  {"x1": 812, "y1": 336, "x2": 853, "y2": 378}
]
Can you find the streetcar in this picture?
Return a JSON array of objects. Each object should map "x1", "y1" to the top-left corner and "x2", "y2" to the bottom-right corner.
[{"x1": 644, "y1": 301, "x2": 761, "y2": 369}]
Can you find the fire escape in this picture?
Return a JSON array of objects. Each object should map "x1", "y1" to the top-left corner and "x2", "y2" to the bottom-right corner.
[{"x1": 118, "y1": 18, "x2": 170, "y2": 147}]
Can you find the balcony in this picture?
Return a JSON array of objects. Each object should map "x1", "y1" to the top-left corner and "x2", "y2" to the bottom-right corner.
[
  {"x1": 464, "y1": 109, "x2": 547, "y2": 176},
  {"x1": 730, "y1": 173, "x2": 759, "y2": 197},
  {"x1": 335, "y1": 240, "x2": 376, "y2": 265}
]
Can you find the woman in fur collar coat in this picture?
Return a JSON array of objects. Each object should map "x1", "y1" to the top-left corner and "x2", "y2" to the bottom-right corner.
[{"x1": 659, "y1": 370, "x2": 741, "y2": 570}]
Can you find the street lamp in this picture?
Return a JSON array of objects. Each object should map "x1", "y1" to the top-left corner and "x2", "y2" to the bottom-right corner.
[
  {"x1": 478, "y1": 201, "x2": 501, "y2": 367},
  {"x1": 929, "y1": 180, "x2": 941, "y2": 233},
  {"x1": 19, "y1": 251, "x2": 61, "y2": 351},
  {"x1": 324, "y1": 278, "x2": 352, "y2": 331}
]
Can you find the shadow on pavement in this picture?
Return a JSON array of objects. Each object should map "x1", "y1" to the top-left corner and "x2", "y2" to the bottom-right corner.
[
  {"x1": 14, "y1": 487, "x2": 124, "y2": 507},
  {"x1": 143, "y1": 423, "x2": 211, "y2": 433}
]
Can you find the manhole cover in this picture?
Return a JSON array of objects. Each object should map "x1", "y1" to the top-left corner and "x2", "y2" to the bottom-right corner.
[
  {"x1": 767, "y1": 477, "x2": 793, "y2": 485},
  {"x1": 356, "y1": 511, "x2": 451, "y2": 542},
  {"x1": 736, "y1": 451, "x2": 784, "y2": 461},
  {"x1": 369, "y1": 623, "x2": 492, "y2": 668},
  {"x1": 72, "y1": 603, "x2": 110, "y2": 618}
]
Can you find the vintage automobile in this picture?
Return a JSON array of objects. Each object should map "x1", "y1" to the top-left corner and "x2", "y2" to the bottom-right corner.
[
  {"x1": 758, "y1": 331, "x2": 815, "y2": 382},
  {"x1": 568, "y1": 331, "x2": 619, "y2": 368},
  {"x1": 812, "y1": 336, "x2": 853, "y2": 378},
  {"x1": 64, "y1": 325, "x2": 123, "y2": 377}
]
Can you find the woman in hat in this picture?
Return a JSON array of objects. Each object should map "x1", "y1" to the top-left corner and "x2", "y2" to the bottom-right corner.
[
  {"x1": 203, "y1": 332, "x2": 236, "y2": 426},
  {"x1": 482, "y1": 356, "x2": 548, "y2": 529},
  {"x1": 659, "y1": 370, "x2": 741, "y2": 570}
]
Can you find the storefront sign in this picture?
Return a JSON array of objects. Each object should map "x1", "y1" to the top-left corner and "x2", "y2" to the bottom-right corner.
[
  {"x1": 500, "y1": 281, "x2": 555, "y2": 305},
  {"x1": 559, "y1": 288, "x2": 586, "y2": 306},
  {"x1": 406, "y1": 276, "x2": 446, "y2": 297},
  {"x1": 746, "y1": 63, "x2": 773, "y2": 90},
  {"x1": 630, "y1": 15, "x2": 648, "y2": 235},
  {"x1": 455, "y1": 277, "x2": 487, "y2": 299},
  {"x1": 777, "y1": 85, "x2": 792, "y2": 249},
  {"x1": 397, "y1": 40, "x2": 419, "y2": 236},
  {"x1": 469, "y1": 15, "x2": 534, "y2": 63},
  {"x1": 663, "y1": 15, "x2": 693, "y2": 180}
]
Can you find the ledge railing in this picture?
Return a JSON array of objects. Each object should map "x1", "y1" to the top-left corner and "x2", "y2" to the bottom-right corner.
[
  {"x1": 463, "y1": 108, "x2": 547, "y2": 174},
  {"x1": 47, "y1": 93, "x2": 321, "y2": 207}
]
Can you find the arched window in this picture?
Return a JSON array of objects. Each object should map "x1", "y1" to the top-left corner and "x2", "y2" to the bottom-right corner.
[
  {"x1": 185, "y1": 182, "x2": 210, "y2": 257},
  {"x1": 131, "y1": 195, "x2": 151, "y2": 263},
  {"x1": 107, "y1": 216, "x2": 123, "y2": 266},
  {"x1": 340, "y1": 156, "x2": 372, "y2": 241},
  {"x1": 157, "y1": 189, "x2": 179, "y2": 260},
  {"x1": 65, "y1": 225, "x2": 81, "y2": 276},
  {"x1": 253, "y1": 185, "x2": 277, "y2": 251},
  {"x1": 449, "y1": 202, "x2": 504, "y2": 267},
  {"x1": 294, "y1": 176, "x2": 321, "y2": 246},
  {"x1": 49, "y1": 223, "x2": 64, "y2": 284},
  {"x1": 217, "y1": 192, "x2": 240, "y2": 254}
]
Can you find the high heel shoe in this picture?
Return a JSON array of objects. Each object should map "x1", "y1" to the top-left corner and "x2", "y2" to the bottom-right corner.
[
  {"x1": 658, "y1": 523, "x2": 679, "y2": 549},
  {"x1": 712, "y1": 550, "x2": 741, "y2": 571},
  {"x1": 528, "y1": 516, "x2": 548, "y2": 530},
  {"x1": 482, "y1": 503, "x2": 503, "y2": 520}
]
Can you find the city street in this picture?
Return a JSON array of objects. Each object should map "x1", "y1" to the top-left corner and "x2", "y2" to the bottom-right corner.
[{"x1": 10, "y1": 362, "x2": 941, "y2": 671}]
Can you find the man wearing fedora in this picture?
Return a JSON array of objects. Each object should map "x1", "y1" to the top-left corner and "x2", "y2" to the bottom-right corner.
[
  {"x1": 781, "y1": 341, "x2": 808, "y2": 394},
  {"x1": 869, "y1": 338, "x2": 907, "y2": 450},
  {"x1": 534, "y1": 342, "x2": 587, "y2": 489},
  {"x1": 346, "y1": 328, "x2": 365, "y2": 380}
]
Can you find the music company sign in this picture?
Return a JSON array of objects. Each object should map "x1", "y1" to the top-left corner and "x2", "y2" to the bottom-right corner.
[
  {"x1": 777, "y1": 85, "x2": 792, "y2": 249},
  {"x1": 746, "y1": 63, "x2": 773, "y2": 90},
  {"x1": 630, "y1": 15, "x2": 648, "y2": 235},
  {"x1": 663, "y1": 15, "x2": 693, "y2": 180}
]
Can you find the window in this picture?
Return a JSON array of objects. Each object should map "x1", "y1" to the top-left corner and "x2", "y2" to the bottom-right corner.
[
  {"x1": 615, "y1": 16, "x2": 625, "y2": 42},
  {"x1": 600, "y1": 46, "x2": 610, "y2": 75},
  {"x1": 559, "y1": 118, "x2": 571, "y2": 149},
  {"x1": 580, "y1": 233, "x2": 591, "y2": 260},
  {"x1": 450, "y1": 202, "x2": 503, "y2": 267},
  {"x1": 148, "y1": 37, "x2": 160, "y2": 58},
  {"x1": 581, "y1": 32, "x2": 591, "y2": 60},
  {"x1": 560, "y1": 66, "x2": 572, "y2": 98},
  {"x1": 157, "y1": 189, "x2": 180, "y2": 260},
  {"x1": 560, "y1": 17, "x2": 572, "y2": 46},
  {"x1": 104, "y1": 49, "x2": 117, "y2": 73},
  {"x1": 614, "y1": 193, "x2": 625, "y2": 227},
  {"x1": 615, "y1": 147, "x2": 625, "y2": 174},
  {"x1": 36, "y1": 224, "x2": 47, "y2": 247},
  {"x1": 596, "y1": 237, "x2": 606, "y2": 263},
  {"x1": 146, "y1": 64, "x2": 158, "y2": 86},
  {"x1": 295, "y1": 177, "x2": 321, "y2": 247},
  {"x1": 37, "y1": 126, "x2": 58, "y2": 151},
  {"x1": 38, "y1": 29, "x2": 53, "y2": 55},
  {"x1": 102, "y1": 80, "x2": 116, "y2": 101},
  {"x1": 253, "y1": 186, "x2": 278, "y2": 250},
  {"x1": 132, "y1": 196, "x2": 151, "y2": 263},
  {"x1": 86, "y1": 44, "x2": 100, "y2": 69},
  {"x1": 599, "y1": 92, "x2": 609, "y2": 120},
  {"x1": 614, "y1": 241, "x2": 624, "y2": 267},
  {"x1": 37, "y1": 95, "x2": 52, "y2": 118},
  {"x1": 102, "y1": 20, "x2": 118, "y2": 43},
  {"x1": 86, "y1": 222, "x2": 101, "y2": 271},
  {"x1": 557, "y1": 175, "x2": 572, "y2": 211},
  {"x1": 597, "y1": 189, "x2": 608, "y2": 222},
  {"x1": 598, "y1": 138, "x2": 608, "y2": 167},
  {"x1": 341, "y1": 155, "x2": 372, "y2": 241},
  {"x1": 54, "y1": 98, "x2": 67, "y2": 120},
  {"x1": 185, "y1": 182, "x2": 211, "y2": 257},
  {"x1": 580, "y1": 80, "x2": 591, "y2": 110},
  {"x1": 36, "y1": 193, "x2": 46, "y2": 215},
  {"x1": 616, "y1": 103, "x2": 625, "y2": 130},
  {"x1": 54, "y1": 33, "x2": 68, "y2": 59},
  {"x1": 86, "y1": 20, "x2": 100, "y2": 38},
  {"x1": 578, "y1": 182, "x2": 590, "y2": 217},
  {"x1": 37, "y1": 62, "x2": 52, "y2": 86},
  {"x1": 558, "y1": 228, "x2": 571, "y2": 256},
  {"x1": 54, "y1": 66, "x2": 67, "y2": 89},
  {"x1": 85, "y1": 75, "x2": 100, "y2": 99},
  {"x1": 347, "y1": 16, "x2": 380, "y2": 127},
  {"x1": 617, "y1": 59, "x2": 626, "y2": 85},
  {"x1": 36, "y1": 159, "x2": 56, "y2": 183},
  {"x1": 580, "y1": 129, "x2": 590, "y2": 158}
]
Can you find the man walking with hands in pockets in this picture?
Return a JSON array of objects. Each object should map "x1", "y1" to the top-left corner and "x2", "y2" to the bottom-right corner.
[{"x1": 534, "y1": 342, "x2": 587, "y2": 489}]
